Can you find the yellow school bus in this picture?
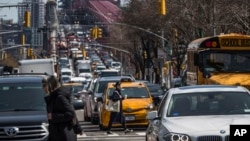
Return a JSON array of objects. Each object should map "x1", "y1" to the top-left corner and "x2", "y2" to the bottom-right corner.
[{"x1": 186, "y1": 33, "x2": 250, "y2": 89}]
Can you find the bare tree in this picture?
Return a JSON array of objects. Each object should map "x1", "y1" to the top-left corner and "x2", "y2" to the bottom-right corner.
[{"x1": 109, "y1": 0, "x2": 250, "y2": 81}]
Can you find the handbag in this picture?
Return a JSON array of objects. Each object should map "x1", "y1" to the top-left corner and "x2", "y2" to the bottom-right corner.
[
  {"x1": 106, "y1": 100, "x2": 120, "y2": 112},
  {"x1": 70, "y1": 104, "x2": 83, "y2": 134},
  {"x1": 71, "y1": 117, "x2": 82, "y2": 134}
]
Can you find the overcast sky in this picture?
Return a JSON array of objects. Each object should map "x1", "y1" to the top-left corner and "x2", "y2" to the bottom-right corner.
[
  {"x1": 0, "y1": 0, "x2": 23, "y2": 23},
  {"x1": 0, "y1": 0, "x2": 48, "y2": 23}
]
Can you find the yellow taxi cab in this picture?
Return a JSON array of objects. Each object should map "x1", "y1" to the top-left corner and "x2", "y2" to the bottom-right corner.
[{"x1": 98, "y1": 78, "x2": 154, "y2": 130}]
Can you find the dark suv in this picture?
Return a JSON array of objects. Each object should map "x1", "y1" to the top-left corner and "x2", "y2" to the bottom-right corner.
[{"x1": 0, "y1": 74, "x2": 49, "y2": 141}]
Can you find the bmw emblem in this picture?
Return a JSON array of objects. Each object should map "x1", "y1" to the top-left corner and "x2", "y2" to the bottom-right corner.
[
  {"x1": 4, "y1": 127, "x2": 19, "y2": 137},
  {"x1": 220, "y1": 130, "x2": 226, "y2": 134}
]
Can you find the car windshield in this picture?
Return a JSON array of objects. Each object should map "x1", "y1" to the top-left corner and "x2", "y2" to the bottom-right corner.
[
  {"x1": 108, "y1": 87, "x2": 149, "y2": 98},
  {"x1": 0, "y1": 83, "x2": 46, "y2": 111},
  {"x1": 167, "y1": 92, "x2": 250, "y2": 117},
  {"x1": 63, "y1": 85, "x2": 83, "y2": 93},
  {"x1": 95, "y1": 81, "x2": 114, "y2": 93},
  {"x1": 147, "y1": 84, "x2": 163, "y2": 95},
  {"x1": 61, "y1": 72, "x2": 71, "y2": 75},
  {"x1": 99, "y1": 71, "x2": 119, "y2": 77}
]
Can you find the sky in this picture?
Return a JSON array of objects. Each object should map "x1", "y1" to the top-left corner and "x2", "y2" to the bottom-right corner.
[
  {"x1": 0, "y1": 0, "x2": 48, "y2": 23},
  {"x1": 0, "y1": 0, "x2": 23, "y2": 23}
]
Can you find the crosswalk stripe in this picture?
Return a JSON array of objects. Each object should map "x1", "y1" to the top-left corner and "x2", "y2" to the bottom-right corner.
[
  {"x1": 136, "y1": 132, "x2": 146, "y2": 136},
  {"x1": 77, "y1": 134, "x2": 87, "y2": 137},
  {"x1": 105, "y1": 133, "x2": 119, "y2": 136}
]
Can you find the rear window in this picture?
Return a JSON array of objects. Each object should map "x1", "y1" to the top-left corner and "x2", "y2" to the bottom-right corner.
[
  {"x1": 79, "y1": 68, "x2": 91, "y2": 73},
  {"x1": 0, "y1": 82, "x2": 46, "y2": 112},
  {"x1": 147, "y1": 85, "x2": 163, "y2": 95},
  {"x1": 108, "y1": 87, "x2": 149, "y2": 98},
  {"x1": 99, "y1": 71, "x2": 120, "y2": 77}
]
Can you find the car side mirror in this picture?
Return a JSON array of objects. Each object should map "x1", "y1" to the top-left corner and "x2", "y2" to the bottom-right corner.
[{"x1": 146, "y1": 111, "x2": 158, "y2": 120}]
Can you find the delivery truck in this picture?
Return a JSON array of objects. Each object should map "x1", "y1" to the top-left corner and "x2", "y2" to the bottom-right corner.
[{"x1": 18, "y1": 58, "x2": 56, "y2": 76}]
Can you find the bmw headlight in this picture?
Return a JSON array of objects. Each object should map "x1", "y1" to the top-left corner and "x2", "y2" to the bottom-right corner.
[{"x1": 163, "y1": 133, "x2": 191, "y2": 141}]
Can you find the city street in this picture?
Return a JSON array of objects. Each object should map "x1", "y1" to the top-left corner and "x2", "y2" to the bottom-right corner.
[{"x1": 77, "y1": 121, "x2": 146, "y2": 141}]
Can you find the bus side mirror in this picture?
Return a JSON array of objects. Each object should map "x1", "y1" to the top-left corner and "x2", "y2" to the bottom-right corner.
[{"x1": 194, "y1": 53, "x2": 199, "y2": 66}]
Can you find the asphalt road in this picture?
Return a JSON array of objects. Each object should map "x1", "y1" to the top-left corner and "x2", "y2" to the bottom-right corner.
[{"x1": 77, "y1": 121, "x2": 147, "y2": 141}]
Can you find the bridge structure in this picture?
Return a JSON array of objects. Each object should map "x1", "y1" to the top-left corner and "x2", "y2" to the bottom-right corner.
[{"x1": 63, "y1": 0, "x2": 121, "y2": 24}]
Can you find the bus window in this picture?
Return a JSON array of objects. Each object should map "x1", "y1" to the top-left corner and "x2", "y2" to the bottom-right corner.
[{"x1": 203, "y1": 52, "x2": 228, "y2": 72}]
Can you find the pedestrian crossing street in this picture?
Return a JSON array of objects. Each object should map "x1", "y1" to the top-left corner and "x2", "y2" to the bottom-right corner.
[
  {"x1": 77, "y1": 131, "x2": 146, "y2": 138},
  {"x1": 78, "y1": 121, "x2": 146, "y2": 138}
]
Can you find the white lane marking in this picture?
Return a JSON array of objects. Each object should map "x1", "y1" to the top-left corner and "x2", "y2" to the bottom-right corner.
[
  {"x1": 77, "y1": 133, "x2": 87, "y2": 137},
  {"x1": 136, "y1": 132, "x2": 146, "y2": 136},
  {"x1": 104, "y1": 132, "x2": 119, "y2": 136}
]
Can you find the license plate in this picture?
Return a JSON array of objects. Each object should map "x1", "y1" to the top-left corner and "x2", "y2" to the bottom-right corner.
[{"x1": 125, "y1": 116, "x2": 135, "y2": 121}]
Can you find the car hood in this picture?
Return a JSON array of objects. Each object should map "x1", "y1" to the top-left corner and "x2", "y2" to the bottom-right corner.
[
  {"x1": 208, "y1": 73, "x2": 250, "y2": 89},
  {"x1": 0, "y1": 111, "x2": 48, "y2": 126},
  {"x1": 123, "y1": 98, "x2": 152, "y2": 111},
  {"x1": 164, "y1": 115, "x2": 250, "y2": 134}
]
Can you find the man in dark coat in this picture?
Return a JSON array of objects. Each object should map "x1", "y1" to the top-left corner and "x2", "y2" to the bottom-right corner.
[
  {"x1": 43, "y1": 75, "x2": 82, "y2": 141},
  {"x1": 106, "y1": 81, "x2": 133, "y2": 134}
]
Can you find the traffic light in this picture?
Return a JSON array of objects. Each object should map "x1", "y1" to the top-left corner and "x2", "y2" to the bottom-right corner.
[
  {"x1": 30, "y1": 48, "x2": 34, "y2": 56},
  {"x1": 24, "y1": 11, "x2": 31, "y2": 28},
  {"x1": 27, "y1": 47, "x2": 31, "y2": 57},
  {"x1": 97, "y1": 28, "x2": 102, "y2": 38},
  {"x1": 82, "y1": 48, "x2": 86, "y2": 58},
  {"x1": 160, "y1": 0, "x2": 166, "y2": 15},
  {"x1": 21, "y1": 34, "x2": 25, "y2": 45},
  {"x1": 90, "y1": 27, "x2": 98, "y2": 39},
  {"x1": 3, "y1": 52, "x2": 7, "y2": 60},
  {"x1": 143, "y1": 51, "x2": 147, "y2": 59}
]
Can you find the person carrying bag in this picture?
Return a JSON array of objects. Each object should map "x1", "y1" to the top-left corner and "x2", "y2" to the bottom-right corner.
[
  {"x1": 43, "y1": 76, "x2": 83, "y2": 141},
  {"x1": 106, "y1": 94, "x2": 120, "y2": 112},
  {"x1": 106, "y1": 81, "x2": 133, "y2": 134}
]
